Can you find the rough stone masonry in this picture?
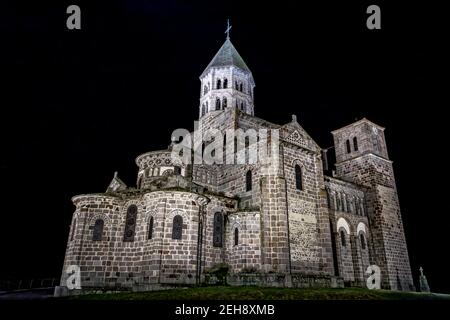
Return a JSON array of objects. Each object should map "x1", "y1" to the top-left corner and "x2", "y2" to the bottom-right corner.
[{"x1": 56, "y1": 36, "x2": 415, "y2": 295}]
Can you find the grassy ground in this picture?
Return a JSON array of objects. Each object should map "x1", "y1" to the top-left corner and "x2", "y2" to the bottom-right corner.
[{"x1": 69, "y1": 286, "x2": 450, "y2": 300}]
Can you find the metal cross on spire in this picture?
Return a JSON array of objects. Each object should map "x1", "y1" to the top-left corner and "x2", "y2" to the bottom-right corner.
[{"x1": 225, "y1": 19, "x2": 232, "y2": 39}]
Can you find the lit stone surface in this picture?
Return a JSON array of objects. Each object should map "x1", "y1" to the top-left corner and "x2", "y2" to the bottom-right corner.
[{"x1": 57, "y1": 39, "x2": 414, "y2": 294}]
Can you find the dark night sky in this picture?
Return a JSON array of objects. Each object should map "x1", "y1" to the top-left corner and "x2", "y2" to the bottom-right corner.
[{"x1": 1, "y1": 1, "x2": 448, "y2": 292}]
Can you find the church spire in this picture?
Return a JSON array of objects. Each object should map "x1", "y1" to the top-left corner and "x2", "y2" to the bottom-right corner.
[
  {"x1": 198, "y1": 23, "x2": 255, "y2": 119},
  {"x1": 200, "y1": 37, "x2": 251, "y2": 77}
]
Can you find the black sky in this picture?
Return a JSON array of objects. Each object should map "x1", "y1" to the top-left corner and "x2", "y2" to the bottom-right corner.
[{"x1": 1, "y1": 1, "x2": 448, "y2": 292}]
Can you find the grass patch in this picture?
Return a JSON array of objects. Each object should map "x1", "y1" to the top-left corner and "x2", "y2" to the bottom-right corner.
[{"x1": 68, "y1": 286, "x2": 450, "y2": 300}]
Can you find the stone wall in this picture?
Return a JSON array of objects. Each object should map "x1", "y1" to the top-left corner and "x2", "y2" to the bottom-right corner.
[
  {"x1": 136, "y1": 151, "x2": 187, "y2": 189},
  {"x1": 282, "y1": 143, "x2": 334, "y2": 276},
  {"x1": 332, "y1": 119, "x2": 389, "y2": 163},
  {"x1": 199, "y1": 66, "x2": 255, "y2": 118},
  {"x1": 61, "y1": 190, "x2": 244, "y2": 290},
  {"x1": 225, "y1": 211, "x2": 261, "y2": 273}
]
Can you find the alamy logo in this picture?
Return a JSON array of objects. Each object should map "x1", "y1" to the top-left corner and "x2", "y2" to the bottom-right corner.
[
  {"x1": 366, "y1": 5, "x2": 381, "y2": 30},
  {"x1": 171, "y1": 123, "x2": 280, "y2": 171},
  {"x1": 66, "y1": 264, "x2": 81, "y2": 290},
  {"x1": 66, "y1": 5, "x2": 81, "y2": 30},
  {"x1": 366, "y1": 264, "x2": 381, "y2": 289}
]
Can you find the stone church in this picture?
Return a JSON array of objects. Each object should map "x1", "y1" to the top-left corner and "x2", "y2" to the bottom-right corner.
[{"x1": 58, "y1": 34, "x2": 415, "y2": 294}]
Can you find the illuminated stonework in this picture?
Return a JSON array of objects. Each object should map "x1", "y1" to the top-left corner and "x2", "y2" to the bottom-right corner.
[{"x1": 57, "y1": 37, "x2": 414, "y2": 295}]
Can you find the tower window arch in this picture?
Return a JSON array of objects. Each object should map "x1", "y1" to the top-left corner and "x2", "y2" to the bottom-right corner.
[
  {"x1": 246, "y1": 170, "x2": 252, "y2": 192},
  {"x1": 172, "y1": 215, "x2": 183, "y2": 240},
  {"x1": 234, "y1": 228, "x2": 239, "y2": 246},
  {"x1": 216, "y1": 79, "x2": 222, "y2": 89},
  {"x1": 93, "y1": 219, "x2": 104, "y2": 241},
  {"x1": 353, "y1": 137, "x2": 359, "y2": 151},
  {"x1": 235, "y1": 80, "x2": 239, "y2": 90},
  {"x1": 340, "y1": 230, "x2": 346, "y2": 247},
  {"x1": 222, "y1": 97, "x2": 227, "y2": 109},
  {"x1": 346, "y1": 139, "x2": 351, "y2": 154},
  {"x1": 123, "y1": 205, "x2": 137, "y2": 242},
  {"x1": 213, "y1": 212, "x2": 223, "y2": 247},
  {"x1": 148, "y1": 216, "x2": 154, "y2": 240},
  {"x1": 239, "y1": 83, "x2": 243, "y2": 92},
  {"x1": 215, "y1": 98, "x2": 221, "y2": 110},
  {"x1": 240, "y1": 102, "x2": 244, "y2": 110},
  {"x1": 223, "y1": 78, "x2": 228, "y2": 89},
  {"x1": 295, "y1": 164, "x2": 303, "y2": 190},
  {"x1": 360, "y1": 233, "x2": 366, "y2": 249}
]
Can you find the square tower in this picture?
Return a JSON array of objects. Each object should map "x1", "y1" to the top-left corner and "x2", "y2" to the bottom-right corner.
[
  {"x1": 334, "y1": 118, "x2": 388, "y2": 166},
  {"x1": 331, "y1": 118, "x2": 414, "y2": 291}
]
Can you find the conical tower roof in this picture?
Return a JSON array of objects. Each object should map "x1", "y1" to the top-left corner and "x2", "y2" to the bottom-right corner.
[{"x1": 201, "y1": 39, "x2": 251, "y2": 77}]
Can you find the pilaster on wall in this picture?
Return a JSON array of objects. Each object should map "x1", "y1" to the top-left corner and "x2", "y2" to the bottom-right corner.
[{"x1": 259, "y1": 174, "x2": 290, "y2": 273}]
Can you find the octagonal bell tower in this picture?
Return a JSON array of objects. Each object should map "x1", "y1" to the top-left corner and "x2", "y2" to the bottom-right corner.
[{"x1": 199, "y1": 32, "x2": 255, "y2": 119}]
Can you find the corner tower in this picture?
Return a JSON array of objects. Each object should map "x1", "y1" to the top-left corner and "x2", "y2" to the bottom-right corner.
[
  {"x1": 331, "y1": 118, "x2": 414, "y2": 291},
  {"x1": 199, "y1": 36, "x2": 255, "y2": 119}
]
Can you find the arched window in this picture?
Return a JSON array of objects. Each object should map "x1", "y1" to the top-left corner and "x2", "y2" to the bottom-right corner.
[
  {"x1": 340, "y1": 230, "x2": 346, "y2": 247},
  {"x1": 234, "y1": 228, "x2": 239, "y2": 246},
  {"x1": 295, "y1": 165, "x2": 303, "y2": 190},
  {"x1": 353, "y1": 137, "x2": 358, "y2": 151},
  {"x1": 70, "y1": 219, "x2": 77, "y2": 241},
  {"x1": 360, "y1": 233, "x2": 366, "y2": 249},
  {"x1": 235, "y1": 81, "x2": 239, "y2": 89},
  {"x1": 346, "y1": 139, "x2": 351, "y2": 154},
  {"x1": 223, "y1": 78, "x2": 228, "y2": 88},
  {"x1": 202, "y1": 104, "x2": 206, "y2": 116},
  {"x1": 235, "y1": 100, "x2": 238, "y2": 108},
  {"x1": 206, "y1": 101, "x2": 208, "y2": 111},
  {"x1": 213, "y1": 212, "x2": 223, "y2": 247},
  {"x1": 217, "y1": 79, "x2": 222, "y2": 89},
  {"x1": 123, "y1": 205, "x2": 137, "y2": 242},
  {"x1": 172, "y1": 215, "x2": 183, "y2": 240},
  {"x1": 240, "y1": 102, "x2": 244, "y2": 110},
  {"x1": 246, "y1": 170, "x2": 252, "y2": 191},
  {"x1": 239, "y1": 83, "x2": 243, "y2": 92},
  {"x1": 148, "y1": 216, "x2": 154, "y2": 240},
  {"x1": 222, "y1": 97, "x2": 227, "y2": 109},
  {"x1": 203, "y1": 85, "x2": 208, "y2": 95},
  {"x1": 92, "y1": 219, "x2": 104, "y2": 241},
  {"x1": 216, "y1": 98, "x2": 221, "y2": 110}
]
